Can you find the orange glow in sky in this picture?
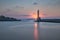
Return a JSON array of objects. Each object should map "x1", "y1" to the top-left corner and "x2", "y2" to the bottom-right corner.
[
  {"x1": 32, "y1": 13, "x2": 37, "y2": 19},
  {"x1": 31, "y1": 12, "x2": 45, "y2": 19}
]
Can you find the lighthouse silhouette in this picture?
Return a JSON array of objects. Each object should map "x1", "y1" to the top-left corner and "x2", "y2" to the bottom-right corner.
[{"x1": 35, "y1": 9, "x2": 41, "y2": 22}]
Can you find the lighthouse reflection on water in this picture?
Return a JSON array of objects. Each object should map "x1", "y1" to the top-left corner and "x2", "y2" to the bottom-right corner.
[{"x1": 34, "y1": 22, "x2": 40, "y2": 40}]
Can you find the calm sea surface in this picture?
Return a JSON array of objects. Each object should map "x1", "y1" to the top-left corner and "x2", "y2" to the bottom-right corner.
[{"x1": 0, "y1": 21, "x2": 60, "y2": 40}]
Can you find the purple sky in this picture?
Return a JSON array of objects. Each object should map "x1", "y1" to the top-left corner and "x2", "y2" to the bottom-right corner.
[{"x1": 0, "y1": 0, "x2": 60, "y2": 19}]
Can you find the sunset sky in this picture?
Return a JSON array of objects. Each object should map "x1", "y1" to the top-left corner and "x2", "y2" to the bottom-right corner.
[{"x1": 0, "y1": 0, "x2": 60, "y2": 19}]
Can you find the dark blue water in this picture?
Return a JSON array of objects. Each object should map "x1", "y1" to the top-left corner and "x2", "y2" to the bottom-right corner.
[{"x1": 0, "y1": 21, "x2": 60, "y2": 40}]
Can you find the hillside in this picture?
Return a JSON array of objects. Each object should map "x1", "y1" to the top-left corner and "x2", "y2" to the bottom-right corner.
[{"x1": 0, "y1": 15, "x2": 21, "y2": 21}]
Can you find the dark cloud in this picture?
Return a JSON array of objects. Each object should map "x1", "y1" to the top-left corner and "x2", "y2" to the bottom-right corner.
[
  {"x1": 15, "y1": 5, "x2": 24, "y2": 9},
  {"x1": 33, "y1": 2, "x2": 38, "y2": 5},
  {"x1": 20, "y1": 15, "x2": 30, "y2": 16}
]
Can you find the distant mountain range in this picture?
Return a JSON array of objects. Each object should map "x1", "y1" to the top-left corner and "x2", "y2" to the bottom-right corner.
[{"x1": 0, "y1": 15, "x2": 21, "y2": 21}]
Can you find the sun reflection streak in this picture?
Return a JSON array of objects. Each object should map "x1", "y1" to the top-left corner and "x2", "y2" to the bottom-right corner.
[{"x1": 34, "y1": 22, "x2": 39, "y2": 40}]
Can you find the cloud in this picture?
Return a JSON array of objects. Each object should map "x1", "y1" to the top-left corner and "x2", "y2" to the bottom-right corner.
[
  {"x1": 33, "y1": 2, "x2": 38, "y2": 5},
  {"x1": 15, "y1": 5, "x2": 24, "y2": 9},
  {"x1": 19, "y1": 15, "x2": 30, "y2": 16}
]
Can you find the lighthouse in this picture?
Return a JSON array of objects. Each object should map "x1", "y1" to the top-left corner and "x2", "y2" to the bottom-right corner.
[
  {"x1": 37, "y1": 9, "x2": 39, "y2": 19},
  {"x1": 35, "y1": 9, "x2": 41, "y2": 22}
]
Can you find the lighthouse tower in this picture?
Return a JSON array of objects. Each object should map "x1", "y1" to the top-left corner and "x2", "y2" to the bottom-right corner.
[
  {"x1": 35, "y1": 9, "x2": 41, "y2": 22},
  {"x1": 37, "y1": 9, "x2": 39, "y2": 19}
]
